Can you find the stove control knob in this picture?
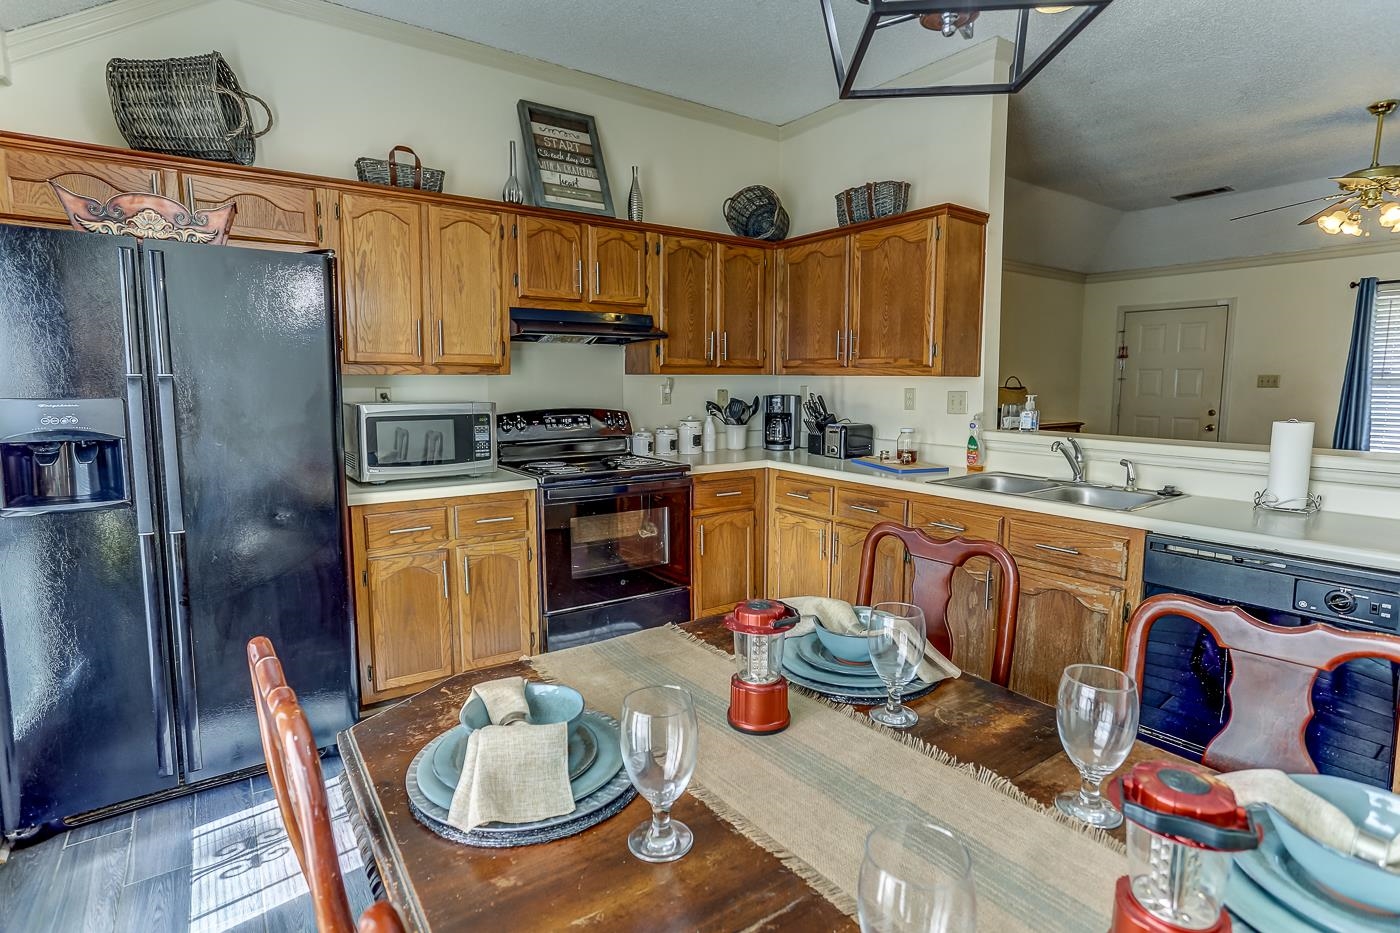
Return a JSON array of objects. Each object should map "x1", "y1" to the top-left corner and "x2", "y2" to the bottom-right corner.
[
  {"x1": 513, "y1": 416, "x2": 526, "y2": 432},
  {"x1": 498, "y1": 421, "x2": 512, "y2": 434},
  {"x1": 1324, "y1": 589, "x2": 1357, "y2": 615}
]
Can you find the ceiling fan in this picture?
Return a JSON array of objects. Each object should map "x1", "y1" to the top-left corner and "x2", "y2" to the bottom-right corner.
[{"x1": 1230, "y1": 99, "x2": 1400, "y2": 237}]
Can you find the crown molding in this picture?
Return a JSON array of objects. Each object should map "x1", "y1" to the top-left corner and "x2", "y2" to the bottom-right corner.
[
  {"x1": 1002, "y1": 259, "x2": 1086, "y2": 283},
  {"x1": 4, "y1": 0, "x2": 208, "y2": 62},
  {"x1": 1084, "y1": 238, "x2": 1400, "y2": 284}
]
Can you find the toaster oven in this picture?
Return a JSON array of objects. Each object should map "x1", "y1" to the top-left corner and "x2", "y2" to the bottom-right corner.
[
  {"x1": 823, "y1": 423, "x2": 875, "y2": 459},
  {"x1": 344, "y1": 402, "x2": 496, "y2": 483}
]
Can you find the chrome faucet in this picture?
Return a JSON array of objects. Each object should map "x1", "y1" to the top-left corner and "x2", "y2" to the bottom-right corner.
[
  {"x1": 1119, "y1": 458, "x2": 1138, "y2": 491},
  {"x1": 1051, "y1": 437, "x2": 1086, "y2": 483}
]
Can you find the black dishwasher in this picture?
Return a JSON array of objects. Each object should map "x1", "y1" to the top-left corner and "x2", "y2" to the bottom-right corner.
[{"x1": 1140, "y1": 534, "x2": 1399, "y2": 790}]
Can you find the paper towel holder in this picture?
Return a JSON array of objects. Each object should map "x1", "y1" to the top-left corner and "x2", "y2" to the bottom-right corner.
[{"x1": 1252, "y1": 489, "x2": 1322, "y2": 514}]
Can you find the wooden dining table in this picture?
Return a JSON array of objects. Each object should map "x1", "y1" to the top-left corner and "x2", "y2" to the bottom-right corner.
[{"x1": 338, "y1": 616, "x2": 1176, "y2": 931}]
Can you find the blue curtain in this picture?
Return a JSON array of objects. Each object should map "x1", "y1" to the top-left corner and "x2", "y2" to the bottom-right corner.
[{"x1": 1334, "y1": 277, "x2": 1378, "y2": 450}]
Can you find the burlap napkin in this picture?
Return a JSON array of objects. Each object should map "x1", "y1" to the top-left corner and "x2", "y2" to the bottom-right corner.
[
  {"x1": 447, "y1": 721, "x2": 574, "y2": 832},
  {"x1": 1219, "y1": 769, "x2": 1400, "y2": 868},
  {"x1": 469, "y1": 675, "x2": 530, "y2": 726},
  {"x1": 779, "y1": 596, "x2": 961, "y2": 684}
]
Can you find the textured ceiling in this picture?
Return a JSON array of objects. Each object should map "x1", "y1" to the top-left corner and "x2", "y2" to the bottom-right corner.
[{"x1": 5, "y1": 0, "x2": 1400, "y2": 210}]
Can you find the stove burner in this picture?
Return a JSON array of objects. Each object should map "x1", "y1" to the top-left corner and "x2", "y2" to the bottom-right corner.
[
  {"x1": 530, "y1": 461, "x2": 566, "y2": 468},
  {"x1": 603, "y1": 455, "x2": 670, "y2": 470},
  {"x1": 536, "y1": 464, "x2": 586, "y2": 475}
]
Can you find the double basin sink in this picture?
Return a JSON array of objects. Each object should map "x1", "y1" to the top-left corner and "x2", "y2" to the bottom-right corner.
[{"x1": 928, "y1": 472, "x2": 1180, "y2": 512}]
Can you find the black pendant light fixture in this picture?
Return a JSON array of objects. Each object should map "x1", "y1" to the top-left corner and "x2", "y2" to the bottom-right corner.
[{"x1": 820, "y1": 0, "x2": 1113, "y2": 98}]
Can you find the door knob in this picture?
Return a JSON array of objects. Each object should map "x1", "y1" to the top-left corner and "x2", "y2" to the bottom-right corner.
[
  {"x1": 1204, "y1": 424, "x2": 1216, "y2": 432},
  {"x1": 1207, "y1": 409, "x2": 1217, "y2": 416}
]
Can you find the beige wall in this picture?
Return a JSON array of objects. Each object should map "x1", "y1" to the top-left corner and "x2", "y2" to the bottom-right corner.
[{"x1": 999, "y1": 269, "x2": 1085, "y2": 423}]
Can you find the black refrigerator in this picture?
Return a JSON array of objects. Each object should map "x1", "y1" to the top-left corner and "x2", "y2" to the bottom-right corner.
[{"x1": 0, "y1": 224, "x2": 356, "y2": 838}]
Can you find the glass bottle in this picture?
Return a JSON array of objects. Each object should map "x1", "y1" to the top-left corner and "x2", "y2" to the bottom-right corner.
[
  {"x1": 502, "y1": 140, "x2": 524, "y2": 204},
  {"x1": 897, "y1": 428, "x2": 917, "y2": 465}
]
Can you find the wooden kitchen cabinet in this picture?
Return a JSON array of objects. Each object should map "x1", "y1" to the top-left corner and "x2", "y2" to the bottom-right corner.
[
  {"x1": 454, "y1": 537, "x2": 538, "y2": 670},
  {"x1": 693, "y1": 509, "x2": 758, "y2": 617},
  {"x1": 1009, "y1": 565, "x2": 1129, "y2": 705},
  {"x1": 769, "y1": 508, "x2": 832, "y2": 598},
  {"x1": 587, "y1": 225, "x2": 648, "y2": 306},
  {"x1": 777, "y1": 236, "x2": 848, "y2": 372},
  {"x1": 0, "y1": 145, "x2": 172, "y2": 223},
  {"x1": 426, "y1": 204, "x2": 508, "y2": 370},
  {"x1": 831, "y1": 520, "x2": 906, "y2": 606},
  {"x1": 715, "y1": 243, "x2": 769, "y2": 371},
  {"x1": 177, "y1": 171, "x2": 326, "y2": 247},
  {"x1": 514, "y1": 214, "x2": 585, "y2": 301},
  {"x1": 848, "y1": 219, "x2": 934, "y2": 371},
  {"x1": 338, "y1": 190, "x2": 424, "y2": 365},
  {"x1": 657, "y1": 235, "x2": 716, "y2": 370},
  {"x1": 363, "y1": 548, "x2": 454, "y2": 695}
]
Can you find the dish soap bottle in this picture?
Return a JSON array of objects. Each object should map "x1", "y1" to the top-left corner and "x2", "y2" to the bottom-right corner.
[
  {"x1": 966, "y1": 414, "x2": 984, "y2": 473},
  {"x1": 1019, "y1": 395, "x2": 1040, "y2": 432},
  {"x1": 702, "y1": 415, "x2": 717, "y2": 452}
]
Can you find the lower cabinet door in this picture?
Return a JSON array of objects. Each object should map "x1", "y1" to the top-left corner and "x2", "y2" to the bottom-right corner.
[
  {"x1": 693, "y1": 508, "x2": 757, "y2": 617},
  {"x1": 831, "y1": 521, "x2": 905, "y2": 606},
  {"x1": 455, "y1": 538, "x2": 537, "y2": 670},
  {"x1": 941, "y1": 563, "x2": 998, "y2": 680},
  {"x1": 769, "y1": 509, "x2": 832, "y2": 598},
  {"x1": 366, "y1": 549, "x2": 453, "y2": 694},
  {"x1": 1009, "y1": 565, "x2": 1128, "y2": 705}
]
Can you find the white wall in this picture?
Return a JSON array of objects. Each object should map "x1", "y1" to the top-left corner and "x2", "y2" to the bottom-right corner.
[
  {"x1": 998, "y1": 268, "x2": 1085, "y2": 423},
  {"x1": 1001, "y1": 178, "x2": 1119, "y2": 273}
]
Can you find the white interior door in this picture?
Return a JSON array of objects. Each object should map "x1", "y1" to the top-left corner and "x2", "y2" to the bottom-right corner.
[{"x1": 1116, "y1": 305, "x2": 1229, "y2": 441}]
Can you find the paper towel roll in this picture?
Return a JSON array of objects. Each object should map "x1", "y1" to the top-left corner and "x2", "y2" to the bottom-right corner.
[{"x1": 1265, "y1": 420, "x2": 1314, "y2": 505}]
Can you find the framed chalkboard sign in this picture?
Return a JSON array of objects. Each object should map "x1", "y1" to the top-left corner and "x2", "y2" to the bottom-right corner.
[{"x1": 516, "y1": 100, "x2": 615, "y2": 217}]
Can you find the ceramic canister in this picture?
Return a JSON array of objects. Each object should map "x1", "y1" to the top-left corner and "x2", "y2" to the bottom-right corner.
[
  {"x1": 654, "y1": 426, "x2": 679, "y2": 455},
  {"x1": 677, "y1": 417, "x2": 703, "y2": 454},
  {"x1": 630, "y1": 431, "x2": 654, "y2": 455}
]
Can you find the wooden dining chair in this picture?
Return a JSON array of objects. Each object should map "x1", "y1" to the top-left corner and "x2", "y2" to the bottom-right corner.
[
  {"x1": 248, "y1": 636, "x2": 405, "y2": 933},
  {"x1": 856, "y1": 521, "x2": 1022, "y2": 687},
  {"x1": 1124, "y1": 593, "x2": 1400, "y2": 778}
]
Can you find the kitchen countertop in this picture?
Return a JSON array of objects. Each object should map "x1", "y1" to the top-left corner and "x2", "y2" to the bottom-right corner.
[{"x1": 342, "y1": 450, "x2": 1400, "y2": 573}]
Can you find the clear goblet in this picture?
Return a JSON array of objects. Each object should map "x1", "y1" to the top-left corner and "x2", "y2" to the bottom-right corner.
[
  {"x1": 867, "y1": 602, "x2": 927, "y2": 728},
  {"x1": 620, "y1": 684, "x2": 699, "y2": 862},
  {"x1": 1054, "y1": 663, "x2": 1140, "y2": 829},
  {"x1": 857, "y1": 819, "x2": 976, "y2": 933}
]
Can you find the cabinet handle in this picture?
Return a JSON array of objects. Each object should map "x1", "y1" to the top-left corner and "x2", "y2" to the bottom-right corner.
[
  {"x1": 848, "y1": 329, "x2": 857, "y2": 361},
  {"x1": 184, "y1": 178, "x2": 195, "y2": 210},
  {"x1": 786, "y1": 491, "x2": 811, "y2": 500},
  {"x1": 575, "y1": 260, "x2": 583, "y2": 294},
  {"x1": 415, "y1": 320, "x2": 423, "y2": 357},
  {"x1": 848, "y1": 504, "x2": 880, "y2": 514},
  {"x1": 436, "y1": 320, "x2": 444, "y2": 357},
  {"x1": 706, "y1": 332, "x2": 714, "y2": 362},
  {"x1": 1034, "y1": 543, "x2": 1082, "y2": 556},
  {"x1": 462, "y1": 554, "x2": 470, "y2": 595},
  {"x1": 474, "y1": 516, "x2": 515, "y2": 524},
  {"x1": 835, "y1": 329, "x2": 844, "y2": 362},
  {"x1": 150, "y1": 172, "x2": 160, "y2": 195},
  {"x1": 388, "y1": 525, "x2": 432, "y2": 535},
  {"x1": 722, "y1": 331, "x2": 729, "y2": 361},
  {"x1": 984, "y1": 570, "x2": 993, "y2": 609},
  {"x1": 926, "y1": 520, "x2": 965, "y2": 533},
  {"x1": 819, "y1": 527, "x2": 827, "y2": 559},
  {"x1": 698, "y1": 522, "x2": 705, "y2": 556},
  {"x1": 442, "y1": 559, "x2": 450, "y2": 600},
  {"x1": 594, "y1": 261, "x2": 601, "y2": 294},
  {"x1": 713, "y1": 490, "x2": 742, "y2": 498}
]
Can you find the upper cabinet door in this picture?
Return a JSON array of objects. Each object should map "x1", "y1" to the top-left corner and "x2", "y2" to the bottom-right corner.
[
  {"x1": 427, "y1": 205, "x2": 507, "y2": 370},
  {"x1": 0, "y1": 146, "x2": 169, "y2": 223},
  {"x1": 657, "y1": 235, "x2": 716, "y2": 371},
  {"x1": 777, "y1": 236, "x2": 849, "y2": 372},
  {"x1": 515, "y1": 215, "x2": 584, "y2": 301},
  {"x1": 339, "y1": 191, "x2": 424, "y2": 364},
  {"x1": 588, "y1": 225, "x2": 647, "y2": 306},
  {"x1": 849, "y1": 218, "x2": 934, "y2": 371},
  {"x1": 716, "y1": 243, "x2": 769, "y2": 371},
  {"x1": 177, "y1": 172, "x2": 324, "y2": 247}
]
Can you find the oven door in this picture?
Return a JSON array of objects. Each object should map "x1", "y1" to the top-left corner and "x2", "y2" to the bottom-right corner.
[
  {"x1": 361, "y1": 407, "x2": 494, "y2": 479},
  {"x1": 539, "y1": 477, "x2": 690, "y2": 618}
]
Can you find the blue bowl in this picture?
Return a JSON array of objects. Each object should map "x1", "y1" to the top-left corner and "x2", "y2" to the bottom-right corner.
[
  {"x1": 811, "y1": 606, "x2": 874, "y2": 664},
  {"x1": 459, "y1": 683, "x2": 585, "y2": 734},
  {"x1": 1269, "y1": 773, "x2": 1400, "y2": 912}
]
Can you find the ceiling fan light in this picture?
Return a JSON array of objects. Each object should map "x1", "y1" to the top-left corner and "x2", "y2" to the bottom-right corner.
[
  {"x1": 1341, "y1": 217, "x2": 1365, "y2": 237},
  {"x1": 1318, "y1": 211, "x2": 1347, "y2": 234},
  {"x1": 1379, "y1": 202, "x2": 1400, "y2": 227},
  {"x1": 1035, "y1": 5, "x2": 1074, "y2": 11}
]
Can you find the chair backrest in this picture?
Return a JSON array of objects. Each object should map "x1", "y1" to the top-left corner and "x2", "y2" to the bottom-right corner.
[
  {"x1": 247, "y1": 636, "x2": 404, "y2": 933},
  {"x1": 1124, "y1": 594, "x2": 1400, "y2": 776},
  {"x1": 855, "y1": 521, "x2": 1022, "y2": 687}
]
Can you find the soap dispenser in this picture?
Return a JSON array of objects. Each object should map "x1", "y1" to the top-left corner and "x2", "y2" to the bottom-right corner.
[{"x1": 1019, "y1": 395, "x2": 1040, "y2": 432}]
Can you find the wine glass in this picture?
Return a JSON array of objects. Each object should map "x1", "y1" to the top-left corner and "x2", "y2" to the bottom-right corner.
[
  {"x1": 620, "y1": 684, "x2": 699, "y2": 862},
  {"x1": 867, "y1": 602, "x2": 926, "y2": 728},
  {"x1": 858, "y1": 819, "x2": 976, "y2": 933},
  {"x1": 1055, "y1": 664, "x2": 1140, "y2": 829}
]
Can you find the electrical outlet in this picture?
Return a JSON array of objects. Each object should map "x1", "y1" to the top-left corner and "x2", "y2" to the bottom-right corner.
[
  {"x1": 374, "y1": 386, "x2": 392, "y2": 402},
  {"x1": 799, "y1": 384, "x2": 809, "y2": 402},
  {"x1": 1257, "y1": 374, "x2": 1281, "y2": 389},
  {"x1": 947, "y1": 390, "x2": 967, "y2": 415},
  {"x1": 660, "y1": 377, "x2": 674, "y2": 405},
  {"x1": 903, "y1": 387, "x2": 916, "y2": 411},
  {"x1": 716, "y1": 389, "x2": 730, "y2": 406}
]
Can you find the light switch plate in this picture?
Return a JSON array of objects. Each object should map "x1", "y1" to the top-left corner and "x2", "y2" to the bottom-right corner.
[
  {"x1": 716, "y1": 389, "x2": 729, "y2": 406},
  {"x1": 903, "y1": 388, "x2": 916, "y2": 410},
  {"x1": 374, "y1": 386, "x2": 392, "y2": 402},
  {"x1": 947, "y1": 390, "x2": 967, "y2": 415},
  {"x1": 1257, "y1": 374, "x2": 1281, "y2": 389}
]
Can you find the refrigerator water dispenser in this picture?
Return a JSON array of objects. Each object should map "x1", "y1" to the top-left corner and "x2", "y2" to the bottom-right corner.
[{"x1": 0, "y1": 398, "x2": 128, "y2": 515}]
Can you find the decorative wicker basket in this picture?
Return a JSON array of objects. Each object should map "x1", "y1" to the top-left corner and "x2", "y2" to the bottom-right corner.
[
  {"x1": 354, "y1": 145, "x2": 445, "y2": 193},
  {"x1": 106, "y1": 51, "x2": 272, "y2": 165},
  {"x1": 723, "y1": 185, "x2": 789, "y2": 241},
  {"x1": 835, "y1": 180, "x2": 911, "y2": 226}
]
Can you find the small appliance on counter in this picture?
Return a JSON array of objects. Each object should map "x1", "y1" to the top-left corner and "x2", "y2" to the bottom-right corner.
[
  {"x1": 763, "y1": 394, "x2": 800, "y2": 451},
  {"x1": 344, "y1": 401, "x2": 496, "y2": 483},
  {"x1": 823, "y1": 422, "x2": 874, "y2": 459},
  {"x1": 724, "y1": 599, "x2": 799, "y2": 734}
]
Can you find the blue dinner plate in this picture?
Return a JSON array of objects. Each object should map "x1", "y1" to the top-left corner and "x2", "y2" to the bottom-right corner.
[
  {"x1": 1224, "y1": 867, "x2": 1319, "y2": 933},
  {"x1": 1233, "y1": 808, "x2": 1399, "y2": 933},
  {"x1": 784, "y1": 667, "x2": 932, "y2": 700},
  {"x1": 431, "y1": 722, "x2": 597, "y2": 788},
  {"x1": 414, "y1": 710, "x2": 622, "y2": 816},
  {"x1": 783, "y1": 646, "x2": 887, "y2": 689},
  {"x1": 793, "y1": 631, "x2": 877, "y2": 676}
]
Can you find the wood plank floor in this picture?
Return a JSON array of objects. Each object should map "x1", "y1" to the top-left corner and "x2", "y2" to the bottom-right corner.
[{"x1": 0, "y1": 755, "x2": 373, "y2": 933}]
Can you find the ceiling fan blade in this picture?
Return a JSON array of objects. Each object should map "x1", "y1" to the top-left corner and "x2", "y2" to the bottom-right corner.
[
  {"x1": 1229, "y1": 193, "x2": 1347, "y2": 222},
  {"x1": 1298, "y1": 196, "x2": 1357, "y2": 226}
]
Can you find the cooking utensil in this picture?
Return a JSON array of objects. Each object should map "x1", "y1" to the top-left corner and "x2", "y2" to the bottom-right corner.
[
  {"x1": 816, "y1": 394, "x2": 829, "y2": 419},
  {"x1": 706, "y1": 401, "x2": 728, "y2": 424}
]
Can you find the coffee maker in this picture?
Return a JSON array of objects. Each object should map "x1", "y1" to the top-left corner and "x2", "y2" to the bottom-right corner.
[{"x1": 763, "y1": 395, "x2": 800, "y2": 451}]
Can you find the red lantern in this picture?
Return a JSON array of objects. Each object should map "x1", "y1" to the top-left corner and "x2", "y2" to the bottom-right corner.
[{"x1": 723, "y1": 600, "x2": 799, "y2": 734}]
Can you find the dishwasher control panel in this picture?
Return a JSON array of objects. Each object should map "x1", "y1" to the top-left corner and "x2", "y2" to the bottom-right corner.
[{"x1": 1295, "y1": 581, "x2": 1398, "y2": 630}]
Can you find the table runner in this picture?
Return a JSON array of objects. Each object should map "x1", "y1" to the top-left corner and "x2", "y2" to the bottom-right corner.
[{"x1": 530, "y1": 625, "x2": 1125, "y2": 932}]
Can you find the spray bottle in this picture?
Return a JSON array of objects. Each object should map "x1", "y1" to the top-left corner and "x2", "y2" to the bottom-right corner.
[{"x1": 966, "y1": 413, "x2": 985, "y2": 473}]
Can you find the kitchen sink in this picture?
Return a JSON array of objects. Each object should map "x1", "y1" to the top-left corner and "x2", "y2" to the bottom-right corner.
[
  {"x1": 928, "y1": 472, "x2": 1180, "y2": 512},
  {"x1": 934, "y1": 473, "x2": 1062, "y2": 495}
]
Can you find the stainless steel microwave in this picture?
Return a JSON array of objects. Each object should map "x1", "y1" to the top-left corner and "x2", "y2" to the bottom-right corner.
[{"x1": 344, "y1": 402, "x2": 496, "y2": 483}]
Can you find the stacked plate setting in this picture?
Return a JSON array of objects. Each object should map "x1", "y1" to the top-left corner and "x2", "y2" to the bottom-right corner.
[
  {"x1": 405, "y1": 705, "x2": 636, "y2": 847},
  {"x1": 782, "y1": 630, "x2": 937, "y2": 705}
]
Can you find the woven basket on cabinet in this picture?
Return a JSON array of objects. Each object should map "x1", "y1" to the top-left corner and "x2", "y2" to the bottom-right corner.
[
  {"x1": 354, "y1": 145, "x2": 446, "y2": 193},
  {"x1": 723, "y1": 185, "x2": 789, "y2": 241},
  {"x1": 835, "y1": 180, "x2": 910, "y2": 226}
]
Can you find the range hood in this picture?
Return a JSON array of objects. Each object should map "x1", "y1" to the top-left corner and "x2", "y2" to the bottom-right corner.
[{"x1": 509, "y1": 308, "x2": 667, "y2": 345}]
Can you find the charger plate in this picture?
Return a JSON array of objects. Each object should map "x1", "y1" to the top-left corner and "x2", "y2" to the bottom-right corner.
[
  {"x1": 784, "y1": 668, "x2": 938, "y2": 707},
  {"x1": 1224, "y1": 868, "x2": 1314, "y2": 933},
  {"x1": 431, "y1": 721, "x2": 597, "y2": 788}
]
